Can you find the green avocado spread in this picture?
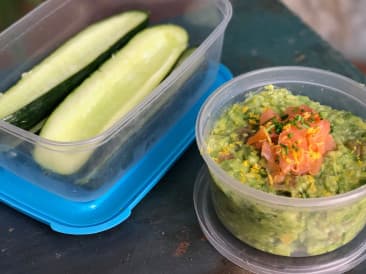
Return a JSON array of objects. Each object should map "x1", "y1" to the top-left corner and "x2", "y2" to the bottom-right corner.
[
  {"x1": 207, "y1": 85, "x2": 366, "y2": 256},
  {"x1": 208, "y1": 85, "x2": 366, "y2": 198}
]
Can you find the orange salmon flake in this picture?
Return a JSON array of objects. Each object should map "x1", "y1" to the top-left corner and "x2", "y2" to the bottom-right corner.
[{"x1": 247, "y1": 105, "x2": 336, "y2": 183}]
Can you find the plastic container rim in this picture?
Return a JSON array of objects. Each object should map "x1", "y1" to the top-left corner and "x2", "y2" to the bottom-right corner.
[
  {"x1": 0, "y1": 0, "x2": 233, "y2": 149},
  {"x1": 196, "y1": 65, "x2": 366, "y2": 208}
]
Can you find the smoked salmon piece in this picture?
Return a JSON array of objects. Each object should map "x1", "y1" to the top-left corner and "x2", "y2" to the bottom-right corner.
[{"x1": 248, "y1": 105, "x2": 335, "y2": 183}]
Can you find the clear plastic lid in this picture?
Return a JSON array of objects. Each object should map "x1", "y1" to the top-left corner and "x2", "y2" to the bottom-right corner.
[{"x1": 193, "y1": 166, "x2": 366, "y2": 274}]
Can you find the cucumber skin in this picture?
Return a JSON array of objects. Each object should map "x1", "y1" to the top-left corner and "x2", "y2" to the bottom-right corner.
[
  {"x1": 175, "y1": 47, "x2": 197, "y2": 67},
  {"x1": 2, "y1": 12, "x2": 149, "y2": 130},
  {"x1": 34, "y1": 24, "x2": 188, "y2": 175}
]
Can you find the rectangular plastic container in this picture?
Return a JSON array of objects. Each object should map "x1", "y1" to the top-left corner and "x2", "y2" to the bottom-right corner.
[{"x1": 0, "y1": 0, "x2": 232, "y2": 202}]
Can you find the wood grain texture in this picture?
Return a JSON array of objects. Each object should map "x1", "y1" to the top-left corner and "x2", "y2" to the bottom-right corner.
[{"x1": 1, "y1": 0, "x2": 365, "y2": 273}]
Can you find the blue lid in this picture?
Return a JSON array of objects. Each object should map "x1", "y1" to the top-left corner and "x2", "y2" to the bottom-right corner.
[{"x1": 0, "y1": 64, "x2": 233, "y2": 235}]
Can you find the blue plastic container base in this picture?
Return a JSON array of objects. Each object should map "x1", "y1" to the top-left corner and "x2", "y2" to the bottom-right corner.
[{"x1": 0, "y1": 64, "x2": 233, "y2": 235}]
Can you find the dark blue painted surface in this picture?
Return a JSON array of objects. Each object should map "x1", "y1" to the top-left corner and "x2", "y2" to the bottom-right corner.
[{"x1": 1, "y1": 1, "x2": 366, "y2": 273}]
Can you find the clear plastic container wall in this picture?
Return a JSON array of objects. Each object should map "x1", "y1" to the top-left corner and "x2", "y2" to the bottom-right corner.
[{"x1": 0, "y1": 0, "x2": 232, "y2": 201}]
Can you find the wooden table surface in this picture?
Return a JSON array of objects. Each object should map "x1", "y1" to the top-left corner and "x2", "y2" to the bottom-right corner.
[{"x1": 1, "y1": 0, "x2": 366, "y2": 273}]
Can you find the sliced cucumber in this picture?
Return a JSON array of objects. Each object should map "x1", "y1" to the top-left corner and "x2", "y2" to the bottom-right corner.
[
  {"x1": 76, "y1": 50, "x2": 198, "y2": 186},
  {"x1": 34, "y1": 24, "x2": 188, "y2": 175},
  {"x1": 0, "y1": 10, "x2": 148, "y2": 130}
]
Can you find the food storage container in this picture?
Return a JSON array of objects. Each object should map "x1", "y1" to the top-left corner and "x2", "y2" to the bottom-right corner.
[
  {"x1": 194, "y1": 165, "x2": 366, "y2": 274},
  {"x1": 0, "y1": 0, "x2": 232, "y2": 233},
  {"x1": 196, "y1": 66, "x2": 366, "y2": 258}
]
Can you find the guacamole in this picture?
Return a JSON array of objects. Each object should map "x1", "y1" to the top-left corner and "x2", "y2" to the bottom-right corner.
[{"x1": 207, "y1": 85, "x2": 366, "y2": 256}]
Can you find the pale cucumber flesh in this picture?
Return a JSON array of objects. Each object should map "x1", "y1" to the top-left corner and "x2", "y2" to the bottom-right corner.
[
  {"x1": 34, "y1": 24, "x2": 188, "y2": 175},
  {"x1": 0, "y1": 11, "x2": 148, "y2": 129}
]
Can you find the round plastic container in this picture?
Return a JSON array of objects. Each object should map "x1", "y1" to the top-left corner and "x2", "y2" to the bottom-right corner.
[
  {"x1": 195, "y1": 67, "x2": 366, "y2": 259},
  {"x1": 193, "y1": 165, "x2": 366, "y2": 274}
]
